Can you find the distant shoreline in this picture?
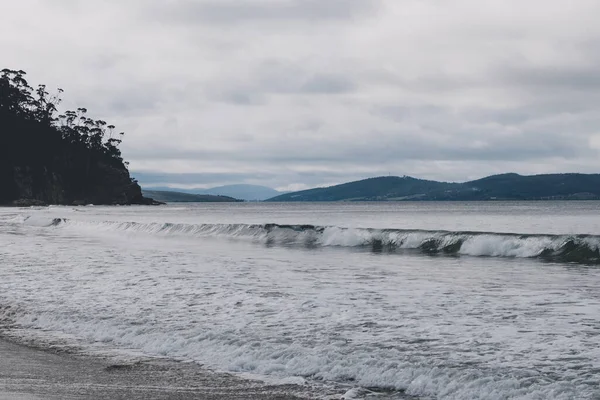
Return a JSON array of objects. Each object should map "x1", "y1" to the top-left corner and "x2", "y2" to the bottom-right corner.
[
  {"x1": 0, "y1": 199, "x2": 165, "y2": 207},
  {"x1": 4, "y1": 198, "x2": 600, "y2": 208}
]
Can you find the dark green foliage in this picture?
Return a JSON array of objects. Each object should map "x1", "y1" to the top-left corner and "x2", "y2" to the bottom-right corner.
[
  {"x1": 463, "y1": 173, "x2": 600, "y2": 200},
  {"x1": 0, "y1": 69, "x2": 145, "y2": 205},
  {"x1": 267, "y1": 173, "x2": 600, "y2": 202},
  {"x1": 268, "y1": 176, "x2": 460, "y2": 202}
]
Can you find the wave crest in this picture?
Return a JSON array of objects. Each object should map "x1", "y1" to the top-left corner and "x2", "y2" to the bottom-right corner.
[{"x1": 27, "y1": 218, "x2": 597, "y2": 264}]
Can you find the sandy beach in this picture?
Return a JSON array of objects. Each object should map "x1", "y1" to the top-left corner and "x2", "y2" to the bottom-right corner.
[{"x1": 0, "y1": 337, "x2": 334, "y2": 400}]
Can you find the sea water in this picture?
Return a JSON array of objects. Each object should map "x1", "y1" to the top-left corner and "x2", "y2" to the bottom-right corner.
[{"x1": 1, "y1": 202, "x2": 600, "y2": 399}]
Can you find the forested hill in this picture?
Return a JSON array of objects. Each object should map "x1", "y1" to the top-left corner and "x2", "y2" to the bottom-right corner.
[
  {"x1": 266, "y1": 174, "x2": 600, "y2": 202},
  {"x1": 142, "y1": 190, "x2": 241, "y2": 203},
  {"x1": 268, "y1": 176, "x2": 459, "y2": 201},
  {"x1": 0, "y1": 69, "x2": 157, "y2": 206}
]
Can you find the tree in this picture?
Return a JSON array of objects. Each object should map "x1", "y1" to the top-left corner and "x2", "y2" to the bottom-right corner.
[{"x1": 0, "y1": 68, "x2": 139, "y2": 204}]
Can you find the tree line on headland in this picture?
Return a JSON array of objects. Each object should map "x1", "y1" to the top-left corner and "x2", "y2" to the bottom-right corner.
[{"x1": 0, "y1": 69, "x2": 156, "y2": 205}]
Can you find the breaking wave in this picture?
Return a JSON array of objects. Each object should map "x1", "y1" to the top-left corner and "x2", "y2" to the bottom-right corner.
[{"x1": 32, "y1": 218, "x2": 600, "y2": 264}]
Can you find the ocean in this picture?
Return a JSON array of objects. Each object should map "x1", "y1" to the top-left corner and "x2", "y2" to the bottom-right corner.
[{"x1": 1, "y1": 202, "x2": 600, "y2": 399}]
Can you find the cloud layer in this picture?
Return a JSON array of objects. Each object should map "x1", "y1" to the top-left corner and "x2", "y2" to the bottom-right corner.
[{"x1": 3, "y1": 0, "x2": 600, "y2": 190}]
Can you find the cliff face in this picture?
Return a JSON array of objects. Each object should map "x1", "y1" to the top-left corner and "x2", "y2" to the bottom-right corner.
[
  {"x1": 79, "y1": 162, "x2": 146, "y2": 205},
  {"x1": 0, "y1": 69, "x2": 159, "y2": 206},
  {"x1": 4, "y1": 162, "x2": 155, "y2": 206},
  {"x1": 10, "y1": 166, "x2": 65, "y2": 204}
]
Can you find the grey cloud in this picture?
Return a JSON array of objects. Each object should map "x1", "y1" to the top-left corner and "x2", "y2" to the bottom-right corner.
[
  {"x1": 72, "y1": 85, "x2": 165, "y2": 118},
  {"x1": 500, "y1": 66, "x2": 600, "y2": 89},
  {"x1": 373, "y1": 105, "x2": 447, "y2": 123},
  {"x1": 133, "y1": 171, "x2": 273, "y2": 186},
  {"x1": 152, "y1": 0, "x2": 381, "y2": 24},
  {"x1": 5, "y1": 0, "x2": 600, "y2": 190},
  {"x1": 125, "y1": 118, "x2": 590, "y2": 167},
  {"x1": 206, "y1": 64, "x2": 357, "y2": 104},
  {"x1": 300, "y1": 74, "x2": 355, "y2": 94},
  {"x1": 375, "y1": 65, "x2": 600, "y2": 97},
  {"x1": 107, "y1": 97, "x2": 159, "y2": 117},
  {"x1": 398, "y1": 74, "x2": 486, "y2": 93},
  {"x1": 253, "y1": 62, "x2": 356, "y2": 95},
  {"x1": 217, "y1": 91, "x2": 265, "y2": 106}
]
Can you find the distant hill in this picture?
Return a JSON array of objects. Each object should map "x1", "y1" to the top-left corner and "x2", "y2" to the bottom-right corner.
[
  {"x1": 197, "y1": 184, "x2": 282, "y2": 201},
  {"x1": 462, "y1": 173, "x2": 600, "y2": 200},
  {"x1": 141, "y1": 190, "x2": 241, "y2": 203},
  {"x1": 266, "y1": 174, "x2": 600, "y2": 202},
  {"x1": 267, "y1": 176, "x2": 459, "y2": 201},
  {"x1": 144, "y1": 184, "x2": 283, "y2": 201}
]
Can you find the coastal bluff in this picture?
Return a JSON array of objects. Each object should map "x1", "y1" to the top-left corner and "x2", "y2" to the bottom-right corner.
[
  {"x1": 6, "y1": 161, "x2": 157, "y2": 206},
  {"x1": 0, "y1": 69, "x2": 158, "y2": 206}
]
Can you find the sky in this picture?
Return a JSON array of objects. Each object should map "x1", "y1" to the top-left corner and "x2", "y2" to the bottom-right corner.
[{"x1": 2, "y1": 0, "x2": 600, "y2": 191}]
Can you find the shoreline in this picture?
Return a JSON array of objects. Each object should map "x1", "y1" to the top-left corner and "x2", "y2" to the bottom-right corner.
[
  {"x1": 0, "y1": 200, "x2": 164, "y2": 207},
  {"x1": 0, "y1": 336, "x2": 334, "y2": 400}
]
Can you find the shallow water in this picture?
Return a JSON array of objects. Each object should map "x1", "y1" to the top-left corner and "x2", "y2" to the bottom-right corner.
[{"x1": 1, "y1": 202, "x2": 600, "y2": 399}]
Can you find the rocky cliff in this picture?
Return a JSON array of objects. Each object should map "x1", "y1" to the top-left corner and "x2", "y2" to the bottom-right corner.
[
  {"x1": 3, "y1": 160, "x2": 159, "y2": 206},
  {"x1": 4, "y1": 163, "x2": 154, "y2": 206},
  {"x1": 0, "y1": 68, "x2": 159, "y2": 206}
]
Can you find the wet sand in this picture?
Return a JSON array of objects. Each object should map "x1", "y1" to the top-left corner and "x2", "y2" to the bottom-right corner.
[{"x1": 0, "y1": 338, "x2": 337, "y2": 400}]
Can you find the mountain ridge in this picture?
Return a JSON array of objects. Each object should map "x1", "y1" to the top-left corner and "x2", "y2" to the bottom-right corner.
[
  {"x1": 142, "y1": 184, "x2": 283, "y2": 201},
  {"x1": 266, "y1": 173, "x2": 600, "y2": 202}
]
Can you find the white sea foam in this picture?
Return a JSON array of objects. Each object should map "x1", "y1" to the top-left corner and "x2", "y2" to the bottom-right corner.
[
  {"x1": 18, "y1": 216, "x2": 600, "y2": 263},
  {"x1": 2, "y1": 205, "x2": 600, "y2": 399}
]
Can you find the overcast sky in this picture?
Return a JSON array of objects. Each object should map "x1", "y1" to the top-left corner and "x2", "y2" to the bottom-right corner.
[{"x1": 3, "y1": 0, "x2": 600, "y2": 191}]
